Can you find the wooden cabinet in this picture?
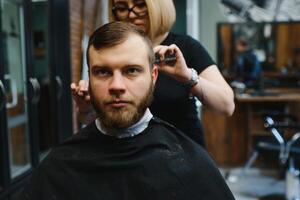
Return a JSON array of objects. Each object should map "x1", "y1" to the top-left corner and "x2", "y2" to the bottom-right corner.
[
  {"x1": 203, "y1": 102, "x2": 247, "y2": 166},
  {"x1": 203, "y1": 88, "x2": 300, "y2": 167}
]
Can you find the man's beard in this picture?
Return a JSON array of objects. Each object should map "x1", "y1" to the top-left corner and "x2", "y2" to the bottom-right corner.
[{"x1": 90, "y1": 82, "x2": 154, "y2": 130}]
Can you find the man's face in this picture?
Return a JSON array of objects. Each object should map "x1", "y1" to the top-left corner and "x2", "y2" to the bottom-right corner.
[{"x1": 88, "y1": 34, "x2": 158, "y2": 130}]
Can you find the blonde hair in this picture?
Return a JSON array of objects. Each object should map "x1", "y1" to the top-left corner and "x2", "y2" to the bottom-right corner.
[{"x1": 108, "y1": 0, "x2": 176, "y2": 41}]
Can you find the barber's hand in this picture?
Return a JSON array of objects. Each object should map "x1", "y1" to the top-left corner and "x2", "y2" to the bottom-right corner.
[
  {"x1": 70, "y1": 80, "x2": 92, "y2": 113},
  {"x1": 153, "y1": 44, "x2": 191, "y2": 83}
]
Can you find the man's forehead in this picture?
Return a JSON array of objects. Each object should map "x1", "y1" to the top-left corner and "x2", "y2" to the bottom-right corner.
[
  {"x1": 94, "y1": 33, "x2": 146, "y2": 49},
  {"x1": 91, "y1": 34, "x2": 148, "y2": 55},
  {"x1": 89, "y1": 35, "x2": 150, "y2": 68}
]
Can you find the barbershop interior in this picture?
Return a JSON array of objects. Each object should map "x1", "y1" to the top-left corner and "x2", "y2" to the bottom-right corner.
[{"x1": 1, "y1": 0, "x2": 300, "y2": 199}]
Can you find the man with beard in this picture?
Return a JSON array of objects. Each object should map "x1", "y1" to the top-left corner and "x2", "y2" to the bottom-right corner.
[{"x1": 18, "y1": 22, "x2": 235, "y2": 200}]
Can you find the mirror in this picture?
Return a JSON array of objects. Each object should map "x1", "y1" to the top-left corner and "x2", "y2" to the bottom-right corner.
[{"x1": 217, "y1": 22, "x2": 300, "y2": 88}]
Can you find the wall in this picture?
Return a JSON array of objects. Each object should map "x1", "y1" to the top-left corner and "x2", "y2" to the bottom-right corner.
[
  {"x1": 69, "y1": 0, "x2": 106, "y2": 131},
  {"x1": 32, "y1": 3, "x2": 49, "y2": 80},
  {"x1": 198, "y1": 0, "x2": 228, "y2": 61},
  {"x1": 172, "y1": 0, "x2": 187, "y2": 34}
]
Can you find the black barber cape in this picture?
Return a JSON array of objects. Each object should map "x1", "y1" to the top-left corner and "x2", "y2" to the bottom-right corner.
[{"x1": 19, "y1": 117, "x2": 235, "y2": 200}]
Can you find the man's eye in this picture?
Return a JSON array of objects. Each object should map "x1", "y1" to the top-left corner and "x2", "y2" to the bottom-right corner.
[
  {"x1": 93, "y1": 69, "x2": 110, "y2": 77},
  {"x1": 125, "y1": 68, "x2": 141, "y2": 76}
]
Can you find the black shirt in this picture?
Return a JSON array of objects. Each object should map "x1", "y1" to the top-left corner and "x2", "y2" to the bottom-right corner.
[
  {"x1": 150, "y1": 32, "x2": 215, "y2": 146},
  {"x1": 19, "y1": 118, "x2": 234, "y2": 200}
]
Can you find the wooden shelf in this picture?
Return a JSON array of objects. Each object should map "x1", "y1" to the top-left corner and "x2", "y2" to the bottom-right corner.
[{"x1": 203, "y1": 89, "x2": 300, "y2": 167}]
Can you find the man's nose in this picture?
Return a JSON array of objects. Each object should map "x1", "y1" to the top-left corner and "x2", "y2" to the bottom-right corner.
[{"x1": 108, "y1": 73, "x2": 126, "y2": 95}]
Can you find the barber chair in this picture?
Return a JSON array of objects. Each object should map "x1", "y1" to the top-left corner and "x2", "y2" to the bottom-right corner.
[
  {"x1": 227, "y1": 113, "x2": 300, "y2": 182},
  {"x1": 226, "y1": 113, "x2": 300, "y2": 199},
  {"x1": 243, "y1": 115, "x2": 300, "y2": 174}
]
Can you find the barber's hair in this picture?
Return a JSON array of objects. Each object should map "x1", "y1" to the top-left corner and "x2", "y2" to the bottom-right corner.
[
  {"x1": 87, "y1": 21, "x2": 155, "y2": 68},
  {"x1": 108, "y1": 0, "x2": 176, "y2": 41}
]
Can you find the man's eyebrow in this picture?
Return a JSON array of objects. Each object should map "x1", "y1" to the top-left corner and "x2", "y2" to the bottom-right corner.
[
  {"x1": 122, "y1": 64, "x2": 144, "y2": 69},
  {"x1": 90, "y1": 65, "x2": 109, "y2": 69},
  {"x1": 90, "y1": 64, "x2": 144, "y2": 69}
]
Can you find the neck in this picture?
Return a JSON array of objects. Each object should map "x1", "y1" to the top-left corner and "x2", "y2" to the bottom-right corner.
[
  {"x1": 95, "y1": 109, "x2": 153, "y2": 139},
  {"x1": 152, "y1": 32, "x2": 169, "y2": 46}
]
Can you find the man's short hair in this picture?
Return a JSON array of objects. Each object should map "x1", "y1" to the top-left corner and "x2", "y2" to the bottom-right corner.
[{"x1": 86, "y1": 22, "x2": 155, "y2": 68}]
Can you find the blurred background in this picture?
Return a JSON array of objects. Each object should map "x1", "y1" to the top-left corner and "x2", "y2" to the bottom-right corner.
[{"x1": 1, "y1": 0, "x2": 300, "y2": 199}]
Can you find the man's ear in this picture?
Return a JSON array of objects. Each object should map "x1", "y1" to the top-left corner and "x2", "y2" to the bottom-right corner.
[{"x1": 151, "y1": 65, "x2": 158, "y2": 84}]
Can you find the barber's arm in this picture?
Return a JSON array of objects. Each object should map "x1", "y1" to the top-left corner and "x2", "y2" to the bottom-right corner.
[
  {"x1": 154, "y1": 44, "x2": 235, "y2": 116},
  {"x1": 191, "y1": 65, "x2": 235, "y2": 116}
]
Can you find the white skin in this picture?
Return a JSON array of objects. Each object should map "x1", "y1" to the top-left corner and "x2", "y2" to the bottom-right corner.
[
  {"x1": 71, "y1": 0, "x2": 234, "y2": 117},
  {"x1": 88, "y1": 34, "x2": 158, "y2": 130}
]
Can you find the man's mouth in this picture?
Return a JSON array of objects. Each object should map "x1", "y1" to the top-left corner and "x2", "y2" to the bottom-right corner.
[{"x1": 106, "y1": 100, "x2": 132, "y2": 108}]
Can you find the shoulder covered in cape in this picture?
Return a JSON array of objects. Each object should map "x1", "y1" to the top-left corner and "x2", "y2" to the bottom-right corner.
[{"x1": 17, "y1": 117, "x2": 235, "y2": 200}]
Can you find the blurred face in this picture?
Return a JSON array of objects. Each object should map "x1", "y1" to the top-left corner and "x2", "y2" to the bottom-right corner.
[
  {"x1": 88, "y1": 34, "x2": 158, "y2": 129},
  {"x1": 236, "y1": 40, "x2": 248, "y2": 54},
  {"x1": 112, "y1": 0, "x2": 150, "y2": 33}
]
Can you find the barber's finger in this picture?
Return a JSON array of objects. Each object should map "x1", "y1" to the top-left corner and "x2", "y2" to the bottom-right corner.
[
  {"x1": 158, "y1": 47, "x2": 176, "y2": 62},
  {"x1": 70, "y1": 83, "x2": 80, "y2": 95},
  {"x1": 157, "y1": 46, "x2": 170, "y2": 59},
  {"x1": 78, "y1": 79, "x2": 88, "y2": 87},
  {"x1": 153, "y1": 45, "x2": 164, "y2": 52},
  {"x1": 78, "y1": 80, "x2": 88, "y2": 91},
  {"x1": 169, "y1": 44, "x2": 183, "y2": 57},
  {"x1": 153, "y1": 45, "x2": 170, "y2": 55},
  {"x1": 70, "y1": 83, "x2": 77, "y2": 91},
  {"x1": 85, "y1": 95, "x2": 91, "y2": 101}
]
